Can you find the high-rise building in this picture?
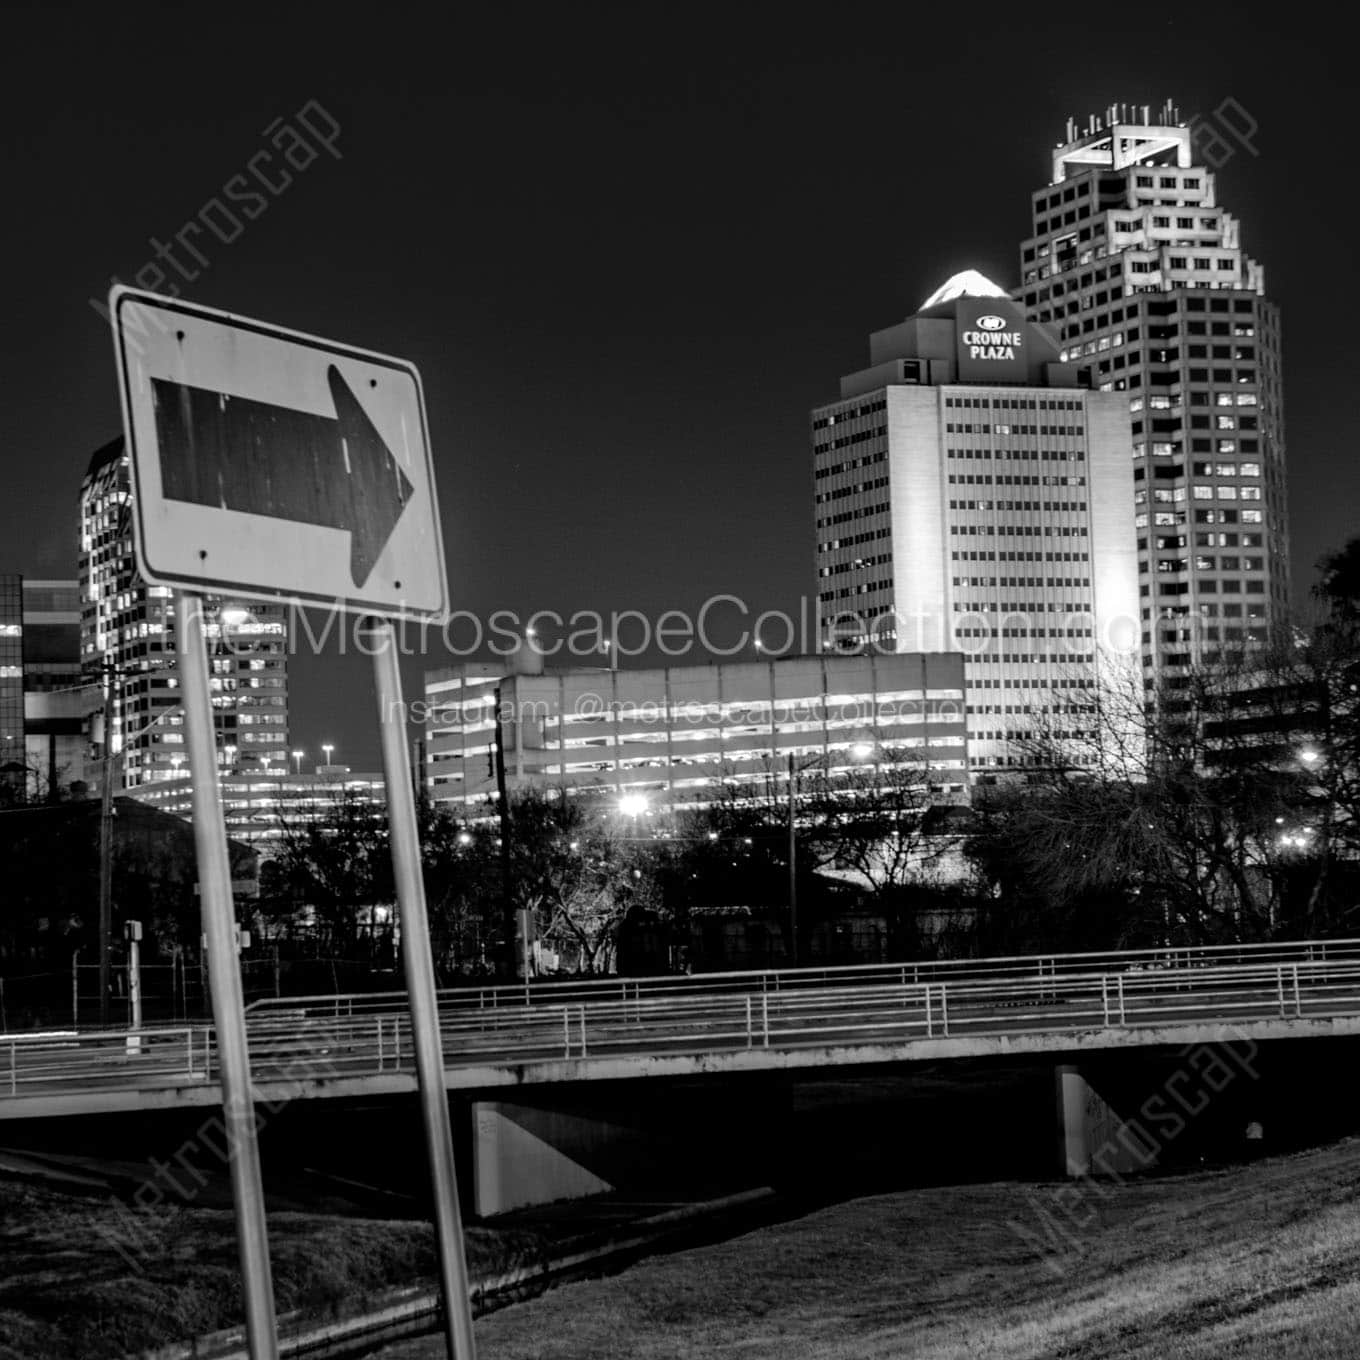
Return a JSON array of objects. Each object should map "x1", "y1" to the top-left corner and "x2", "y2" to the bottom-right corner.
[
  {"x1": 812, "y1": 273, "x2": 1140, "y2": 778},
  {"x1": 1015, "y1": 102, "x2": 1287, "y2": 688},
  {"x1": 79, "y1": 438, "x2": 291, "y2": 786}
]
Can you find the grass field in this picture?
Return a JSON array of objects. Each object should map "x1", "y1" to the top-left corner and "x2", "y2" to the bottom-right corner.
[
  {"x1": 382, "y1": 1138, "x2": 1360, "y2": 1360},
  {"x1": 0, "y1": 1181, "x2": 541, "y2": 1360}
]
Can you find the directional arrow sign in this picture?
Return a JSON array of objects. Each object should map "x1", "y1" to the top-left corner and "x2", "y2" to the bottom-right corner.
[{"x1": 110, "y1": 287, "x2": 447, "y2": 620}]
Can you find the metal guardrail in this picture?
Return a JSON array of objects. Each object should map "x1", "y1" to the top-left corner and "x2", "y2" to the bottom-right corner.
[
  {"x1": 240, "y1": 935, "x2": 1360, "y2": 1024},
  {"x1": 5, "y1": 957, "x2": 1360, "y2": 1107}
]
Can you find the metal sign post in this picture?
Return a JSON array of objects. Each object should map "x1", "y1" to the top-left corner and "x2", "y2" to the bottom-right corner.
[
  {"x1": 177, "y1": 590, "x2": 279, "y2": 1360},
  {"x1": 111, "y1": 289, "x2": 468, "y2": 1359},
  {"x1": 369, "y1": 618, "x2": 478, "y2": 1360}
]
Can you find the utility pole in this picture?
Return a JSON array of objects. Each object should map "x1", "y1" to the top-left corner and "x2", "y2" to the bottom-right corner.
[
  {"x1": 97, "y1": 662, "x2": 116, "y2": 1027},
  {"x1": 787, "y1": 752, "x2": 798, "y2": 965}
]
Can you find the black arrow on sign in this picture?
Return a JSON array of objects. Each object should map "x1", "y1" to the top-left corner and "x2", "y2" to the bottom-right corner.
[{"x1": 151, "y1": 365, "x2": 414, "y2": 588}]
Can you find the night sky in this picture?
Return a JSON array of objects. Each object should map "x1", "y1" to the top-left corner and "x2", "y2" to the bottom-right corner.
[{"x1": 1, "y1": 7, "x2": 1354, "y2": 769}]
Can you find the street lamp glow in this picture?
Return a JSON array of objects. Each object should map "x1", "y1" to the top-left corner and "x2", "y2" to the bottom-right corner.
[
  {"x1": 850, "y1": 740, "x2": 875, "y2": 762},
  {"x1": 457, "y1": 830, "x2": 473, "y2": 847},
  {"x1": 291, "y1": 749, "x2": 304, "y2": 774},
  {"x1": 321, "y1": 743, "x2": 335, "y2": 766},
  {"x1": 618, "y1": 792, "x2": 649, "y2": 817},
  {"x1": 1299, "y1": 748, "x2": 1321, "y2": 766},
  {"x1": 218, "y1": 604, "x2": 252, "y2": 627}
]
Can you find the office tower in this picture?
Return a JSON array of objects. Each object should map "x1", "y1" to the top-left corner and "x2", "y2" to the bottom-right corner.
[
  {"x1": 1016, "y1": 102, "x2": 1287, "y2": 688},
  {"x1": 812, "y1": 273, "x2": 1140, "y2": 778},
  {"x1": 79, "y1": 438, "x2": 290, "y2": 786}
]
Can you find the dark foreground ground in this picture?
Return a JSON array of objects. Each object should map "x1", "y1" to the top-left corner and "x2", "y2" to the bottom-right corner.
[{"x1": 376, "y1": 1137, "x2": 1360, "y2": 1360}]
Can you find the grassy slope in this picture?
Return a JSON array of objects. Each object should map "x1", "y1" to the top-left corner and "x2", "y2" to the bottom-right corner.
[
  {"x1": 0, "y1": 1184, "x2": 542, "y2": 1360},
  {"x1": 386, "y1": 1139, "x2": 1360, "y2": 1360}
]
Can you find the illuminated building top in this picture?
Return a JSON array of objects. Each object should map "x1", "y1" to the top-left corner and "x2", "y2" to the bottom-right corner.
[{"x1": 919, "y1": 270, "x2": 1011, "y2": 309}]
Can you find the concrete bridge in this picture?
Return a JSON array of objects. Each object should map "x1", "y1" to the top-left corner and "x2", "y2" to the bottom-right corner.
[{"x1": 5, "y1": 937, "x2": 1358, "y2": 1212}]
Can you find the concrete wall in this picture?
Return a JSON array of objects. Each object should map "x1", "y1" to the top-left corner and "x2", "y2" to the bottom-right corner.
[
  {"x1": 468, "y1": 1078, "x2": 790, "y2": 1217},
  {"x1": 1055, "y1": 1064, "x2": 1159, "y2": 1178}
]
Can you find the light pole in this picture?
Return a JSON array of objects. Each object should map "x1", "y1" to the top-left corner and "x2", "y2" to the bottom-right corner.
[
  {"x1": 291, "y1": 749, "x2": 304, "y2": 775},
  {"x1": 321, "y1": 742, "x2": 334, "y2": 767}
]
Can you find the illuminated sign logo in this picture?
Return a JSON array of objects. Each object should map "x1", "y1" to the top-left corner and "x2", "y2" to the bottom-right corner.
[{"x1": 953, "y1": 296, "x2": 1026, "y2": 379}]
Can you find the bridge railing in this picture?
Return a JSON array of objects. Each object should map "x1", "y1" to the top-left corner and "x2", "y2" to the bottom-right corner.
[
  {"x1": 240, "y1": 935, "x2": 1360, "y2": 1025},
  {"x1": 7, "y1": 957, "x2": 1360, "y2": 1105}
]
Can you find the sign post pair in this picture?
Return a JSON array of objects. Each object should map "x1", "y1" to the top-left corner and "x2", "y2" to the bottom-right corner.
[{"x1": 111, "y1": 288, "x2": 474, "y2": 1360}]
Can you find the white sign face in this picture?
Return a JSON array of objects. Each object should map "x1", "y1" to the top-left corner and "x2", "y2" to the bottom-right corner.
[{"x1": 110, "y1": 287, "x2": 448, "y2": 621}]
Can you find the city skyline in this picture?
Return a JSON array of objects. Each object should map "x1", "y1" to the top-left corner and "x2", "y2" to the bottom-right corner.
[{"x1": 1, "y1": 11, "x2": 1354, "y2": 768}]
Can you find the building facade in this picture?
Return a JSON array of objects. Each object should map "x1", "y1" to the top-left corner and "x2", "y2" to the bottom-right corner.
[
  {"x1": 0, "y1": 575, "x2": 22, "y2": 781},
  {"x1": 0, "y1": 575, "x2": 93, "y2": 797},
  {"x1": 812, "y1": 273, "x2": 1141, "y2": 777},
  {"x1": 424, "y1": 652, "x2": 969, "y2": 815},
  {"x1": 130, "y1": 766, "x2": 385, "y2": 852},
  {"x1": 21, "y1": 579, "x2": 92, "y2": 795},
  {"x1": 1015, "y1": 103, "x2": 1287, "y2": 687},
  {"x1": 79, "y1": 438, "x2": 291, "y2": 786}
]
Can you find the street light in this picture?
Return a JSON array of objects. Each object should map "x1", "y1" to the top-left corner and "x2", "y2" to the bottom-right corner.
[
  {"x1": 618, "y1": 791, "x2": 649, "y2": 818},
  {"x1": 291, "y1": 749, "x2": 304, "y2": 774},
  {"x1": 321, "y1": 743, "x2": 334, "y2": 767}
]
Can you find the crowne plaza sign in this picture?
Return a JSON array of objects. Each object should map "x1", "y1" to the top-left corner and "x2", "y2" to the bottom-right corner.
[{"x1": 954, "y1": 295, "x2": 1028, "y2": 382}]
